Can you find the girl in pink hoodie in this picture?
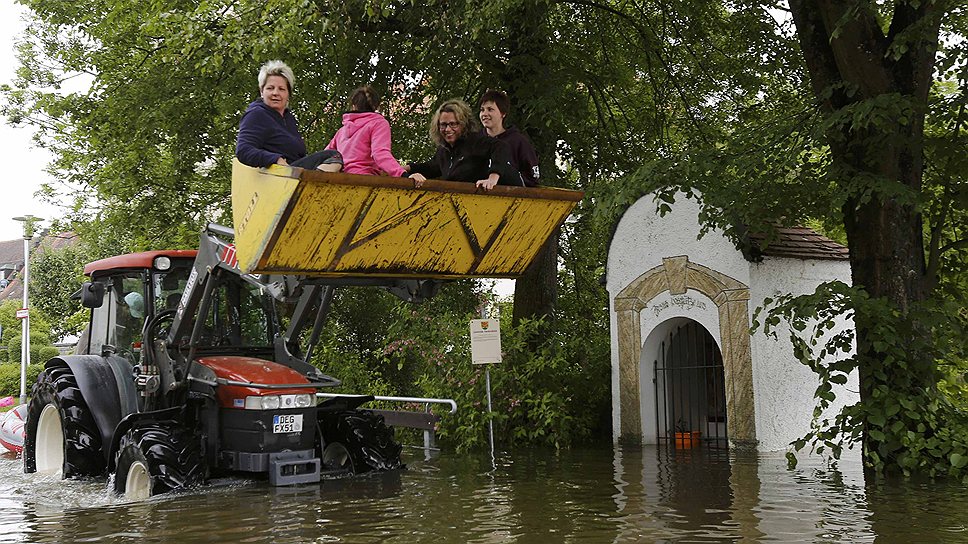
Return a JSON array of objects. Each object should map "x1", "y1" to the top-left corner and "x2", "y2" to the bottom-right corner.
[{"x1": 326, "y1": 86, "x2": 406, "y2": 177}]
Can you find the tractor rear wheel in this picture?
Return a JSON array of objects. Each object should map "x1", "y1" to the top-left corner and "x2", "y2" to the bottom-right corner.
[
  {"x1": 323, "y1": 410, "x2": 403, "y2": 474},
  {"x1": 23, "y1": 362, "x2": 104, "y2": 477},
  {"x1": 114, "y1": 421, "x2": 205, "y2": 500}
]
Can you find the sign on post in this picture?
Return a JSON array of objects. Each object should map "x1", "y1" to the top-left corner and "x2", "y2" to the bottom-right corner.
[
  {"x1": 15, "y1": 308, "x2": 28, "y2": 319},
  {"x1": 470, "y1": 319, "x2": 502, "y2": 364}
]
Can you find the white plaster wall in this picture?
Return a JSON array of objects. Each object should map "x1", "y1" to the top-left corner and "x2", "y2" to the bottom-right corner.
[
  {"x1": 608, "y1": 192, "x2": 749, "y2": 442},
  {"x1": 748, "y1": 257, "x2": 858, "y2": 451},
  {"x1": 607, "y1": 194, "x2": 751, "y2": 294}
]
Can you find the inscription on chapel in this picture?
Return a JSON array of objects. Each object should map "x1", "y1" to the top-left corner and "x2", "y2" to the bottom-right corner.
[{"x1": 650, "y1": 295, "x2": 707, "y2": 316}]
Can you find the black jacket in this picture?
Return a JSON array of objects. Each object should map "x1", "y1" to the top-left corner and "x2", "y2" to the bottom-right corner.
[{"x1": 409, "y1": 132, "x2": 522, "y2": 186}]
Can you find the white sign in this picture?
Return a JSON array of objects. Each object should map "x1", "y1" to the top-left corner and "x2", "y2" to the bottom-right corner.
[
  {"x1": 15, "y1": 308, "x2": 28, "y2": 319},
  {"x1": 470, "y1": 319, "x2": 502, "y2": 364}
]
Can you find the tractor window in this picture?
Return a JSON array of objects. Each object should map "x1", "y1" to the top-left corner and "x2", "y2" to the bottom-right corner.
[
  {"x1": 152, "y1": 264, "x2": 191, "y2": 313},
  {"x1": 111, "y1": 275, "x2": 147, "y2": 362},
  {"x1": 199, "y1": 273, "x2": 273, "y2": 348},
  {"x1": 88, "y1": 273, "x2": 146, "y2": 362}
]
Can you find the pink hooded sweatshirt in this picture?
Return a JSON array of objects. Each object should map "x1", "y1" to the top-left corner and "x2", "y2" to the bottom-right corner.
[{"x1": 326, "y1": 112, "x2": 406, "y2": 176}]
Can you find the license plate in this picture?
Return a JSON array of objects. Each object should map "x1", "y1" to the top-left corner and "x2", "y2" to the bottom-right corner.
[{"x1": 272, "y1": 414, "x2": 303, "y2": 434}]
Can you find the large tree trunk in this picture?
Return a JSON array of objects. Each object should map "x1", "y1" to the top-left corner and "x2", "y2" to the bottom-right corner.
[
  {"x1": 499, "y1": 0, "x2": 560, "y2": 326},
  {"x1": 788, "y1": 0, "x2": 943, "y2": 465}
]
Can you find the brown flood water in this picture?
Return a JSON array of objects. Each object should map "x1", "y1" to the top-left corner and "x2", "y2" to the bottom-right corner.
[{"x1": 0, "y1": 445, "x2": 966, "y2": 543}]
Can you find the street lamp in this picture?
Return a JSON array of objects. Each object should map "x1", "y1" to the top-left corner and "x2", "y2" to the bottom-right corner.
[{"x1": 13, "y1": 215, "x2": 43, "y2": 405}]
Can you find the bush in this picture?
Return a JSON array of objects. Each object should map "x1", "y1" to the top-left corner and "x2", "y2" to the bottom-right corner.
[
  {"x1": 0, "y1": 362, "x2": 44, "y2": 397},
  {"x1": 7, "y1": 332, "x2": 57, "y2": 365}
]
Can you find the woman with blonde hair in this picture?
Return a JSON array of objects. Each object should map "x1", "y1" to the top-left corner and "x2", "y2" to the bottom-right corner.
[
  {"x1": 407, "y1": 99, "x2": 519, "y2": 190},
  {"x1": 236, "y1": 60, "x2": 342, "y2": 171},
  {"x1": 325, "y1": 86, "x2": 406, "y2": 176}
]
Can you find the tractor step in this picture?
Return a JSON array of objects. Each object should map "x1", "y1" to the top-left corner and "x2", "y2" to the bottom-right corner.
[{"x1": 268, "y1": 450, "x2": 321, "y2": 486}]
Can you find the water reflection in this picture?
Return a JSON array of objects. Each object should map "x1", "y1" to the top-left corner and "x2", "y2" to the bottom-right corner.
[{"x1": 1, "y1": 445, "x2": 967, "y2": 542}]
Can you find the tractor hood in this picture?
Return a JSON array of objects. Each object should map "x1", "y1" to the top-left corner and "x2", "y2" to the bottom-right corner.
[{"x1": 195, "y1": 356, "x2": 315, "y2": 409}]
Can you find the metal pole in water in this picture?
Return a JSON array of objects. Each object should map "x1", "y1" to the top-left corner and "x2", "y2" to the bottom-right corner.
[
  {"x1": 486, "y1": 366, "x2": 494, "y2": 459},
  {"x1": 14, "y1": 215, "x2": 42, "y2": 406}
]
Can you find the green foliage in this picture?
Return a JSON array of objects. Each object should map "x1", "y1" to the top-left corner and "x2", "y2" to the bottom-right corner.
[
  {"x1": 29, "y1": 239, "x2": 91, "y2": 339},
  {"x1": 757, "y1": 282, "x2": 968, "y2": 481},
  {"x1": 378, "y1": 304, "x2": 609, "y2": 452},
  {"x1": 0, "y1": 300, "x2": 59, "y2": 366},
  {"x1": 0, "y1": 363, "x2": 44, "y2": 398}
]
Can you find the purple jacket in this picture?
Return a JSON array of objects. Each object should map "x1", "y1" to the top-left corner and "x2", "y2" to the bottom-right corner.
[
  {"x1": 491, "y1": 126, "x2": 539, "y2": 187},
  {"x1": 326, "y1": 112, "x2": 405, "y2": 176},
  {"x1": 236, "y1": 100, "x2": 307, "y2": 167}
]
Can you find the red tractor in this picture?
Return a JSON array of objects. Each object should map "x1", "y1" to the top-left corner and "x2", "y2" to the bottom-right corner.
[{"x1": 23, "y1": 224, "x2": 435, "y2": 499}]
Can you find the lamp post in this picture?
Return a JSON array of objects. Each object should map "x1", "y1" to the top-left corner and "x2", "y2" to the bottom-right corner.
[{"x1": 13, "y1": 215, "x2": 43, "y2": 405}]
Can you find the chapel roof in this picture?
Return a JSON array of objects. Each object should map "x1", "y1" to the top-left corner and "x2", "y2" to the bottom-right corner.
[{"x1": 748, "y1": 227, "x2": 849, "y2": 261}]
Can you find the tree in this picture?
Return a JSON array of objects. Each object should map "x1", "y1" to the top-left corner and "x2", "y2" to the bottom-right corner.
[{"x1": 30, "y1": 239, "x2": 91, "y2": 339}]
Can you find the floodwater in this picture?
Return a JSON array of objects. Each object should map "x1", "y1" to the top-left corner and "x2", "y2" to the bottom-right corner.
[{"x1": 0, "y1": 444, "x2": 966, "y2": 543}]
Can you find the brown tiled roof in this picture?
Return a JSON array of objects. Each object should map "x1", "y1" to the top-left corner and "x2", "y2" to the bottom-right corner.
[{"x1": 749, "y1": 227, "x2": 849, "y2": 261}]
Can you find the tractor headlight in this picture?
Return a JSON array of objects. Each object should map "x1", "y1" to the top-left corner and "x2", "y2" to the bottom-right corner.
[
  {"x1": 262, "y1": 395, "x2": 281, "y2": 410},
  {"x1": 153, "y1": 256, "x2": 172, "y2": 271},
  {"x1": 243, "y1": 394, "x2": 313, "y2": 410}
]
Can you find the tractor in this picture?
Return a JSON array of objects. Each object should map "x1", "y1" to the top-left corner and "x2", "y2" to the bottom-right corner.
[{"x1": 22, "y1": 162, "x2": 582, "y2": 500}]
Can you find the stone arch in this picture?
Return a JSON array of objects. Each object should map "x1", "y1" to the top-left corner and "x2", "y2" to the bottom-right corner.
[{"x1": 614, "y1": 255, "x2": 756, "y2": 447}]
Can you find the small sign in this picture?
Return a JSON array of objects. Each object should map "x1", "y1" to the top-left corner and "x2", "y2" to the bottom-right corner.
[
  {"x1": 470, "y1": 319, "x2": 502, "y2": 364},
  {"x1": 15, "y1": 308, "x2": 28, "y2": 319}
]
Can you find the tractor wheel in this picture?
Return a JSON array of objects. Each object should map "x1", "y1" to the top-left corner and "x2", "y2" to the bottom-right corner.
[
  {"x1": 324, "y1": 410, "x2": 403, "y2": 474},
  {"x1": 114, "y1": 421, "x2": 206, "y2": 500},
  {"x1": 23, "y1": 362, "x2": 104, "y2": 478}
]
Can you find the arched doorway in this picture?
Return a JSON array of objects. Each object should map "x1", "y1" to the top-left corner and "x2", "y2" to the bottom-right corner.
[
  {"x1": 613, "y1": 255, "x2": 756, "y2": 448},
  {"x1": 654, "y1": 320, "x2": 727, "y2": 449}
]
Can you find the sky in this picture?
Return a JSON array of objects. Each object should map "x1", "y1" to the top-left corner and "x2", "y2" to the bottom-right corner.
[{"x1": 0, "y1": 0, "x2": 63, "y2": 242}]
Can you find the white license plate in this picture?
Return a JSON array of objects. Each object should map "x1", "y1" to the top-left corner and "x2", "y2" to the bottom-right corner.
[{"x1": 272, "y1": 414, "x2": 303, "y2": 434}]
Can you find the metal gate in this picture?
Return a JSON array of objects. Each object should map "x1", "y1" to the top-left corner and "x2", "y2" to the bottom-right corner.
[{"x1": 654, "y1": 321, "x2": 727, "y2": 449}]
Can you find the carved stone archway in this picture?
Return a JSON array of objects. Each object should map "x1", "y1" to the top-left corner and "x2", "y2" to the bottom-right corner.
[{"x1": 614, "y1": 256, "x2": 756, "y2": 447}]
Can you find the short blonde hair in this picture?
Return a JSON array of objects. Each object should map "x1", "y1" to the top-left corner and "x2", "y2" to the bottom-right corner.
[
  {"x1": 429, "y1": 99, "x2": 478, "y2": 146},
  {"x1": 258, "y1": 60, "x2": 295, "y2": 93}
]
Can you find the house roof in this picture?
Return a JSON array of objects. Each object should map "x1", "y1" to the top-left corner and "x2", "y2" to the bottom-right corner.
[
  {"x1": 0, "y1": 232, "x2": 80, "y2": 301},
  {"x1": 749, "y1": 227, "x2": 850, "y2": 261}
]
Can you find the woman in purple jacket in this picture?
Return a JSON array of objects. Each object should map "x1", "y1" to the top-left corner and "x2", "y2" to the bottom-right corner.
[
  {"x1": 325, "y1": 86, "x2": 406, "y2": 177},
  {"x1": 478, "y1": 90, "x2": 539, "y2": 187},
  {"x1": 235, "y1": 60, "x2": 342, "y2": 171}
]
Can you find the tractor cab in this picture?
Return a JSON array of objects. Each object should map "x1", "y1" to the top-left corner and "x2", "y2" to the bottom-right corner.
[{"x1": 78, "y1": 250, "x2": 196, "y2": 363}]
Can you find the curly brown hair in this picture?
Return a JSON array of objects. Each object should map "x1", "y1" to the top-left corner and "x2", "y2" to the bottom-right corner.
[{"x1": 429, "y1": 99, "x2": 479, "y2": 146}]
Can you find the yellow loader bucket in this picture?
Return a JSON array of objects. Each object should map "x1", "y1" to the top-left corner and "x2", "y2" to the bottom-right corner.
[{"x1": 231, "y1": 160, "x2": 583, "y2": 278}]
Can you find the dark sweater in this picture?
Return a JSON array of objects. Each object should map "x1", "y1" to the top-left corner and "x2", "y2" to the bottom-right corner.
[
  {"x1": 492, "y1": 126, "x2": 539, "y2": 187},
  {"x1": 236, "y1": 100, "x2": 307, "y2": 167},
  {"x1": 409, "y1": 132, "x2": 521, "y2": 186}
]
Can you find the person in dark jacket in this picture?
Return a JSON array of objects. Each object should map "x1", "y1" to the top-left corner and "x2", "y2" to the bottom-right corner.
[
  {"x1": 407, "y1": 99, "x2": 519, "y2": 191},
  {"x1": 235, "y1": 60, "x2": 342, "y2": 171},
  {"x1": 479, "y1": 89, "x2": 539, "y2": 187}
]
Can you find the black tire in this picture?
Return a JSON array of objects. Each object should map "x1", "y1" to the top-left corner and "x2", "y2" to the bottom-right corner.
[
  {"x1": 23, "y1": 362, "x2": 104, "y2": 477},
  {"x1": 322, "y1": 410, "x2": 404, "y2": 473},
  {"x1": 114, "y1": 421, "x2": 206, "y2": 499}
]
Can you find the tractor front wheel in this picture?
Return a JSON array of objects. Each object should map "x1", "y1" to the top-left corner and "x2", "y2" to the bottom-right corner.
[
  {"x1": 114, "y1": 421, "x2": 206, "y2": 500},
  {"x1": 322, "y1": 410, "x2": 403, "y2": 474}
]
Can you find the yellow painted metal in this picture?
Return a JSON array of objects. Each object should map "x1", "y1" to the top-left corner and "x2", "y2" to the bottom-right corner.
[{"x1": 231, "y1": 160, "x2": 583, "y2": 278}]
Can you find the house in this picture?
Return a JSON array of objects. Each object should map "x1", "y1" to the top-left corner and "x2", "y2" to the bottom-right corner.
[
  {"x1": 0, "y1": 231, "x2": 79, "y2": 303},
  {"x1": 607, "y1": 192, "x2": 858, "y2": 451}
]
